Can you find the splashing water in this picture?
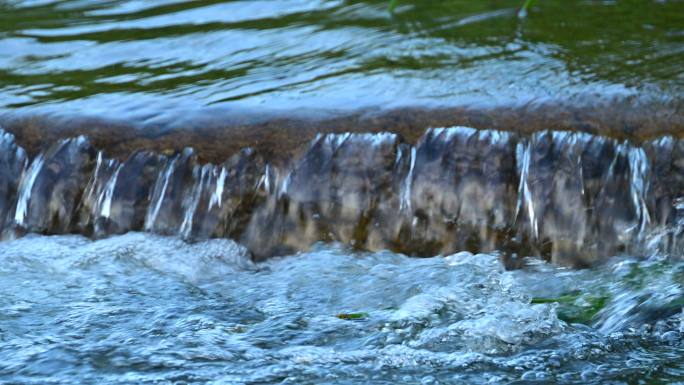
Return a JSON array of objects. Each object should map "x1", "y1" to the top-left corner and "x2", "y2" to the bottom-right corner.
[{"x1": 0, "y1": 234, "x2": 682, "y2": 384}]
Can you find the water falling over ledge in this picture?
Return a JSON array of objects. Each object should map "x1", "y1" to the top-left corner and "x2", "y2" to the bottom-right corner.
[{"x1": 0, "y1": 125, "x2": 681, "y2": 267}]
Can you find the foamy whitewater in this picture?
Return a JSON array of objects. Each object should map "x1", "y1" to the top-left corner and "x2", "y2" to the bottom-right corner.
[{"x1": 1, "y1": 233, "x2": 683, "y2": 384}]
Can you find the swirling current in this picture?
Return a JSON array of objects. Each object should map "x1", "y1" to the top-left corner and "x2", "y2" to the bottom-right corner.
[{"x1": 1, "y1": 234, "x2": 684, "y2": 384}]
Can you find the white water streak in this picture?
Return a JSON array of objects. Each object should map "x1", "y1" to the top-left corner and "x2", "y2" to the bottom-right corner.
[
  {"x1": 209, "y1": 166, "x2": 226, "y2": 211},
  {"x1": 14, "y1": 155, "x2": 45, "y2": 226},
  {"x1": 99, "y1": 164, "x2": 122, "y2": 219},
  {"x1": 263, "y1": 164, "x2": 271, "y2": 195},
  {"x1": 400, "y1": 147, "x2": 416, "y2": 212},
  {"x1": 516, "y1": 141, "x2": 538, "y2": 239},
  {"x1": 626, "y1": 144, "x2": 652, "y2": 238},
  {"x1": 145, "y1": 157, "x2": 178, "y2": 231},
  {"x1": 179, "y1": 166, "x2": 201, "y2": 238},
  {"x1": 85, "y1": 152, "x2": 104, "y2": 204},
  {"x1": 180, "y1": 165, "x2": 216, "y2": 239}
]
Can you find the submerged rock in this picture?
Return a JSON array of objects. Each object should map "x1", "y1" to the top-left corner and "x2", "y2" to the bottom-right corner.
[
  {"x1": 0, "y1": 125, "x2": 680, "y2": 266},
  {"x1": 87, "y1": 150, "x2": 167, "y2": 237},
  {"x1": 14, "y1": 136, "x2": 96, "y2": 234},
  {"x1": 243, "y1": 133, "x2": 404, "y2": 259},
  {"x1": 144, "y1": 148, "x2": 197, "y2": 235},
  {"x1": 179, "y1": 147, "x2": 266, "y2": 241},
  {"x1": 516, "y1": 131, "x2": 589, "y2": 265},
  {"x1": 399, "y1": 127, "x2": 518, "y2": 256},
  {"x1": 76, "y1": 151, "x2": 121, "y2": 236},
  {"x1": 0, "y1": 129, "x2": 26, "y2": 236},
  {"x1": 642, "y1": 137, "x2": 684, "y2": 253}
]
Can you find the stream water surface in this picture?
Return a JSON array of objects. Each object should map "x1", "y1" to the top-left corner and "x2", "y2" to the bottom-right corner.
[
  {"x1": 1, "y1": 0, "x2": 682, "y2": 124},
  {"x1": 1, "y1": 1, "x2": 684, "y2": 384},
  {"x1": 2, "y1": 233, "x2": 684, "y2": 384}
]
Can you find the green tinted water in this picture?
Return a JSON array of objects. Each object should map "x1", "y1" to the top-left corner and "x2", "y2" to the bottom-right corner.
[{"x1": 0, "y1": 0, "x2": 682, "y2": 123}]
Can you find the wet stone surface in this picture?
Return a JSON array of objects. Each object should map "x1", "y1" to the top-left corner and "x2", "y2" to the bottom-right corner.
[
  {"x1": 14, "y1": 136, "x2": 96, "y2": 234},
  {"x1": 0, "y1": 125, "x2": 683, "y2": 266},
  {"x1": 0, "y1": 131, "x2": 26, "y2": 235}
]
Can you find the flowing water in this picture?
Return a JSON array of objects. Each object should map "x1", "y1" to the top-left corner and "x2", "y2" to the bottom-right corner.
[
  {"x1": 1, "y1": 234, "x2": 684, "y2": 384},
  {"x1": 1, "y1": 1, "x2": 684, "y2": 384},
  {"x1": 1, "y1": 0, "x2": 682, "y2": 124}
]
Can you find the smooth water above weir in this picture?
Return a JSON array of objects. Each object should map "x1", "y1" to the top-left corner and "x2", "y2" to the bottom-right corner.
[
  {"x1": 0, "y1": 125, "x2": 683, "y2": 266},
  {"x1": 0, "y1": 0, "x2": 682, "y2": 125}
]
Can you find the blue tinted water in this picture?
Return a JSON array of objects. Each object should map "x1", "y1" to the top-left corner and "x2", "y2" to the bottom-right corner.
[
  {"x1": 1, "y1": 233, "x2": 683, "y2": 384},
  {"x1": 1, "y1": 1, "x2": 683, "y2": 383}
]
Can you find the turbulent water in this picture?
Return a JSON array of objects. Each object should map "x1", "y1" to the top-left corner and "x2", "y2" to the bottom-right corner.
[
  {"x1": 1, "y1": 0, "x2": 684, "y2": 384},
  {"x1": 1, "y1": 233, "x2": 683, "y2": 384},
  {"x1": 1, "y1": 124, "x2": 684, "y2": 383}
]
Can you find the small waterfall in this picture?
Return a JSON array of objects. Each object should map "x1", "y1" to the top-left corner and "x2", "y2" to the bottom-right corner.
[
  {"x1": 516, "y1": 140, "x2": 537, "y2": 240},
  {"x1": 13, "y1": 136, "x2": 95, "y2": 234},
  {"x1": 145, "y1": 156, "x2": 179, "y2": 232},
  {"x1": 625, "y1": 144, "x2": 652, "y2": 239},
  {"x1": 259, "y1": 164, "x2": 271, "y2": 196},
  {"x1": 640, "y1": 136, "x2": 684, "y2": 255},
  {"x1": 144, "y1": 149, "x2": 198, "y2": 235},
  {"x1": 404, "y1": 126, "x2": 518, "y2": 255},
  {"x1": 14, "y1": 154, "x2": 44, "y2": 228},
  {"x1": 84, "y1": 152, "x2": 106, "y2": 205},
  {"x1": 209, "y1": 166, "x2": 227, "y2": 211},
  {"x1": 95, "y1": 151, "x2": 166, "y2": 236},
  {"x1": 588, "y1": 139, "x2": 651, "y2": 255},
  {"x1": 399, "y1": 146, "x2": 416, "y2": 213},
  {"x1": 0, "y1": 129, "x2": 27, "y2": 234},
  {"x1": 179, "y1": 164, "x2": 217, "y2": 240},
  {"x1": 514, "y1": 131, "x2": 588, "y2": 265},
  {"x1": 100, "y1": 164, "x2": 122, "y2": 219},
  {"x1": 644, "y1": 136, "x2": 676, "y2": 227},
  {"x1": 77, "y1": 151, "x2": 121, "y2": 234},
  {"x1": 99, "y1": 145, "x2": 264, "y2": 241},
  {"x1": 2, "y1": 126, "x2": 684, "y2": 266},
  {"x1": 243, "y1": 132, "x2": 403, "y2": 258}
]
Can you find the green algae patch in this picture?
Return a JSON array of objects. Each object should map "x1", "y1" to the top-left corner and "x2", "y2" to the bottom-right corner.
[
  {"x1": 336, "y1": 312, "x2": 369, "y2": 320},
  {"x1": 532, "y1": 291, "x2": 609, "y2": 324}
]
